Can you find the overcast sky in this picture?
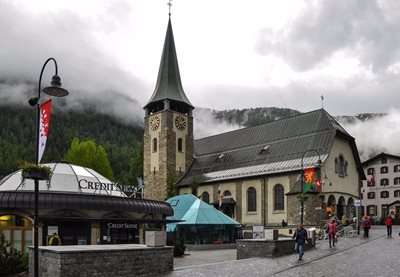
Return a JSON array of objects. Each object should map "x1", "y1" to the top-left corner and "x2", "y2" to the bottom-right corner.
[{"x1": 1, "y1": 0, "x2": 400, "y2": 158}]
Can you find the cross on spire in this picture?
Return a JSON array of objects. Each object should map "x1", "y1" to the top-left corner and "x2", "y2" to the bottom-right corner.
[{"x1": 168, "y1": 0, "x2": 172, "y2": 16}]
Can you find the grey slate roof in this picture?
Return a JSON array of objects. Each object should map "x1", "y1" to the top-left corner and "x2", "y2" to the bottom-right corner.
[
  {"x1": 177, "y1": 109, "x2": 365, "y2": 186},
  {"x1": 362, "y1": 152, "x2": 400, "y2": 166},
  {"x1": 144, "y1": 17, "x2": 193, "y2": 109}
]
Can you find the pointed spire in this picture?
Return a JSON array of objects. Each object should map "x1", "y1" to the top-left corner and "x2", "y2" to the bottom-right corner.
[{"x1": 144, "y1": 17, "x2": 193, "y2": 110}]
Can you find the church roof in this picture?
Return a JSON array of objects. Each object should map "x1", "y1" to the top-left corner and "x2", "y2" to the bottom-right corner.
[
  {"x1": 177, "y1": 109, "x2": 365, "y2": 186},
  {"x1": 144, "y1": 17, "x2": 193, "y2": 109}
]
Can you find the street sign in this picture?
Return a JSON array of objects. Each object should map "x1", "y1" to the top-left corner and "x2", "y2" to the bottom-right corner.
[{"x1": 354, "y1": 200, "x2": 361, "y2": 207}]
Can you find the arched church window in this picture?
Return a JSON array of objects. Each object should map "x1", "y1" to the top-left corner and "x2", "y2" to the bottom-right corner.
[
  {"x1": 273, "y1": 184, "x2": 284, "y2": 210},
  {"x1": 153, "y1": 138, "x2": 157, "y2": 152},
  {"x1": 223, "y1": 190, "x2": 231, "y2": 197},
  {"x1": 247, "y1": 187, "x2": 257, "y2": 212},
  {"x1": 177, "y1": 138, "x2": 183, "y2": 152},
  {"x1": 201, "y1": 192, "x2": 210, "y2": 203},
  {"x1": 335, "y1": 158, "x2": 338, "y2": 173},
  {"x1": 336, "y1": 154, "x2": 347, "y2": 176}
]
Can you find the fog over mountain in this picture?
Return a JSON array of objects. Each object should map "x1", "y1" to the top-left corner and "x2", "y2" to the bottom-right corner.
[{"x1": 1, "y1": 79, "x2": 399, "y2": 162}]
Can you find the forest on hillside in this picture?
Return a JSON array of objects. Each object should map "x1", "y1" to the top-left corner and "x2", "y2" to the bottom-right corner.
[
  {"x1": 0, "y1": 105, "x2": 143, "y2": 183},
  {"x1": 4, "y1": 103, "x2": 381, "y2": 184},
  {"x1": 1, "y1": 104, "x2": 302, "y2": 183}
]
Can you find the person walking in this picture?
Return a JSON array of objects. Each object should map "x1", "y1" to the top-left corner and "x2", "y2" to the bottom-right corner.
[
  {"x1": 292, "y1": 223, "x2": 308, "y2": 261},
  {"x1": 327, "y1": 219, "x2": 336, "y2": 248},
  {"x1": 361, "y1": 215, "x2": 371, "y2": 238},
  {"x1": 384, "y1": 214, "x2": 393, "y2": 237},
  {"x1": 48, "y1": 232, "x2": 62, "y2": 246}
]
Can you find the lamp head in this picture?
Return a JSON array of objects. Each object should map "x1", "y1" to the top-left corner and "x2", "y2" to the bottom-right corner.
[
  {"x1": 28, "y1": 97, "x2": 39, "y2": 106},
  {"x1": 42, "y1": 74, "x2": 69, "y2": 97}
]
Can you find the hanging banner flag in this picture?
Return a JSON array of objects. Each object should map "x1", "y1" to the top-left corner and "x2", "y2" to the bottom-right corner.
[
  {"x1": 136, "y1": 177, "x2": 145, "y2": 188},
  {"x1": 303, "y1": 167, "x2": 315, "y2": 193},
  {"x1": 316, "y1": 178, "x2": 322, "y2": 192},
  {"x1": 38, "y1": 99, "x2": 52, "y2": 163}
]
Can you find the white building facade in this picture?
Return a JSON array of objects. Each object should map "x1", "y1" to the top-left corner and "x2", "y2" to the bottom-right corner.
[{"x1": 361, "y1": 153, "x2": 400, "y2": 223}]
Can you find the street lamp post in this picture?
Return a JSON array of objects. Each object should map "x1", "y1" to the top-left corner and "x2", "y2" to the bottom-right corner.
[
  {"x1": 300, "y1": 149, "x2": 322, "y2": 224},
  {"x1": 29, "y1": 58, "x2": 68, "y2": 277}
]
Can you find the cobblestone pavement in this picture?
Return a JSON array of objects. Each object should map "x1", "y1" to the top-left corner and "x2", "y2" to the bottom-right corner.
[{"x1": 167, "y1": 226, "x2": 399, "y2": 277}]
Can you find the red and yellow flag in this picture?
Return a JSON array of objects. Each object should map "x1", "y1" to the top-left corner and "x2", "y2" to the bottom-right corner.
[{"x1": 303, "y1": 168, "x2": 315, "y2": 193}]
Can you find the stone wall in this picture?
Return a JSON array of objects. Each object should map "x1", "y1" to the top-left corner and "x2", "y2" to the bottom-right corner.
[
  {"x1": 236, "y1": 238, "x2": 314, "y2": 259},
  {"x1": 29, "y1": 244, "x2": 174, "y2": 277}
]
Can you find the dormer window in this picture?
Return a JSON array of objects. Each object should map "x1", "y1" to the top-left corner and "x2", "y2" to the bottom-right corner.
[
  {"x1": 259, "y1": 145, "x2": 270, "y2": 154},
  {"x1": 217, "y1": 153, "x2": 225, "y2": 161}
]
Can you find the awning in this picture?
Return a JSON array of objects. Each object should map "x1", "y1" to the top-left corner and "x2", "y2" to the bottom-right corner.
[{"x1": 0, "y1": 191, "x2": 173, "y2": 216}]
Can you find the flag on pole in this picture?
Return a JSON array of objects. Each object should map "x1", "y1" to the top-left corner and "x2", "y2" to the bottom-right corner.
[
  {"x1": 303, "y1": 168, "x2": 315, "y2": 193},
  {"x1": 137, "y1": 177, "x2": 145, "y2": 188},
  {"x1": 316, "y1": 178, "x2": 322, "y2": 192},
  {"x1": 38, "y1": 99, "x2": 52, "y2": 163}
]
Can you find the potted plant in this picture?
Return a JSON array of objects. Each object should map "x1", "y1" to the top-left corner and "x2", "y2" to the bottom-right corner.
[
  {"x1": 297, "y1": 193, "x2": 309, "y2": 202},
  {"x1": 19, "y1": 162, "x2": 52, "y2": 188}
]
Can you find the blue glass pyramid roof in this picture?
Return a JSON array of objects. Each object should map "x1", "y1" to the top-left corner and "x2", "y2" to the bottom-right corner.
[{"x1": 166, "y1": 194, "x2": 240, "y2": 232}]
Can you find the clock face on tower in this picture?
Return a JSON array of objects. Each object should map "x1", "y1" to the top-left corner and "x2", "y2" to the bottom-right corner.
[
  {"x1": 149, "y1": 116, "x2": 160, "y2": 131},
  {"x1": 175, "y1": 115, "x2": 186, "y2": 130}
]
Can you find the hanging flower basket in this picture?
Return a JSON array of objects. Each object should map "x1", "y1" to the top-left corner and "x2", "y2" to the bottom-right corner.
[
  {"x1": 297, "y1": 193, "x2": 309, "y2": 202},
  {"x1": 19, "y1": 162, "x2": 52, "y2": 185}
]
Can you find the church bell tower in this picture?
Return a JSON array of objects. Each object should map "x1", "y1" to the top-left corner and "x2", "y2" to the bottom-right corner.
[{"x1": 143, "y1": 15, "x2": 194, "y2": 201}]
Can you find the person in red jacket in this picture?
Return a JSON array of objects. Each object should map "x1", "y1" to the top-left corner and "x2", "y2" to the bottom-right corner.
[
  {"x1": 327, "y1": 220, "x2": 336, "y2": 248},
  {"x1": 384, "y1": 214, "x2": 393, "y2": 237},
  {"x1": 361, "y1": 215, "x2": 371, "y2": 238}
]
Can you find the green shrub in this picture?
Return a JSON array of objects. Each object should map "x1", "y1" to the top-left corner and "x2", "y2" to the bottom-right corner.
[
  {"x1": 0, "y1": 234, "x2": 29, "y2": 275},
  {"x1": 166, "y1": 231, "x2": 186, "y2": 257}
]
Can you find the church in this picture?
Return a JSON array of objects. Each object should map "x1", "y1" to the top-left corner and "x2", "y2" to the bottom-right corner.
[{"x1": 143, "y1": 14, "x2": 366, "y2": 226}]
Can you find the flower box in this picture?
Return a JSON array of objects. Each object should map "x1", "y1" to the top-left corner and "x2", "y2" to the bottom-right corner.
[
  {"x1": 20, "y1": 162, "x2": 52, "y2": 181},
  {"x1": 22, "y1": 169, "x2": 49, "y2": 180}
]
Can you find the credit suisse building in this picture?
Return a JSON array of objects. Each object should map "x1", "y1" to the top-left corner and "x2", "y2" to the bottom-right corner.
[{"x1": 0, "y1": 162, "x2": 173, "y2": 253}]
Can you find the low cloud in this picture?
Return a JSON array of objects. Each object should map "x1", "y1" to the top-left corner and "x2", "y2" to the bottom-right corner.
[
  {"x1": 193, "y1": 108, "x2": 242, "y2": 139},
  {"x1": 340, "y1": 108, "x2": 400, "y2": 161},
  {"x1": 0, "y1": 1, "x2": 148, "y2": 124}
]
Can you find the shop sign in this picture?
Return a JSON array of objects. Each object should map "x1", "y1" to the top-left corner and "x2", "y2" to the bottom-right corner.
[
  {"x1": 107, "y1": 223, "x2": 138, "y2": 229},
  {"x1": 78, "y1": 179, "x2": 143, "y2": 194}
]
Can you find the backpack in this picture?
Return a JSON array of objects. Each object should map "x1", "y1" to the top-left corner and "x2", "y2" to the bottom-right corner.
[
  {"x1": 50, "y1": 236, "x2": 59, "y2": 246},
  {"x1": 362, "y1": 219, "x2": 369, "y2": 226}
]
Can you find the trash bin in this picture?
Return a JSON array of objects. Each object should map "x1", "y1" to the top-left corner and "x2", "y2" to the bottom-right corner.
[
  {"x1": 273, "y1": 229, "x2": 279, "y2": 240},
  {"x1": 307, "y1": 228, "x2": 316, "y2": 246}
]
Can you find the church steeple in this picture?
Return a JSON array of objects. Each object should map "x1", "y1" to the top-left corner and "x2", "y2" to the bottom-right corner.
[
  {"x1": 144, "y1": 17, "x2": 193, "y2": 114},
  {"x1": 143, "y1": 12, "x2": 194, "y2": 202}
]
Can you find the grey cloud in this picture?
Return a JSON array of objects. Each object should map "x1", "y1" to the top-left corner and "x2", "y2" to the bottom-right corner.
[
  {"x1": 256, "y1": 0, "x2": 400, "y2": 73},
  {"x1": 0, "y1": 1, "x2": 148, "y2": 124}
]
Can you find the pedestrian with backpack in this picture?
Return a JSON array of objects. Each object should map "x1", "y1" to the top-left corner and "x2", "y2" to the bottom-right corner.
[
  {"x1": 361, "y1": 215, "x2": 371, "y2": 238},
  {"x1": 327, "y1": 220, "x2": 336, "y2": 248}
]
